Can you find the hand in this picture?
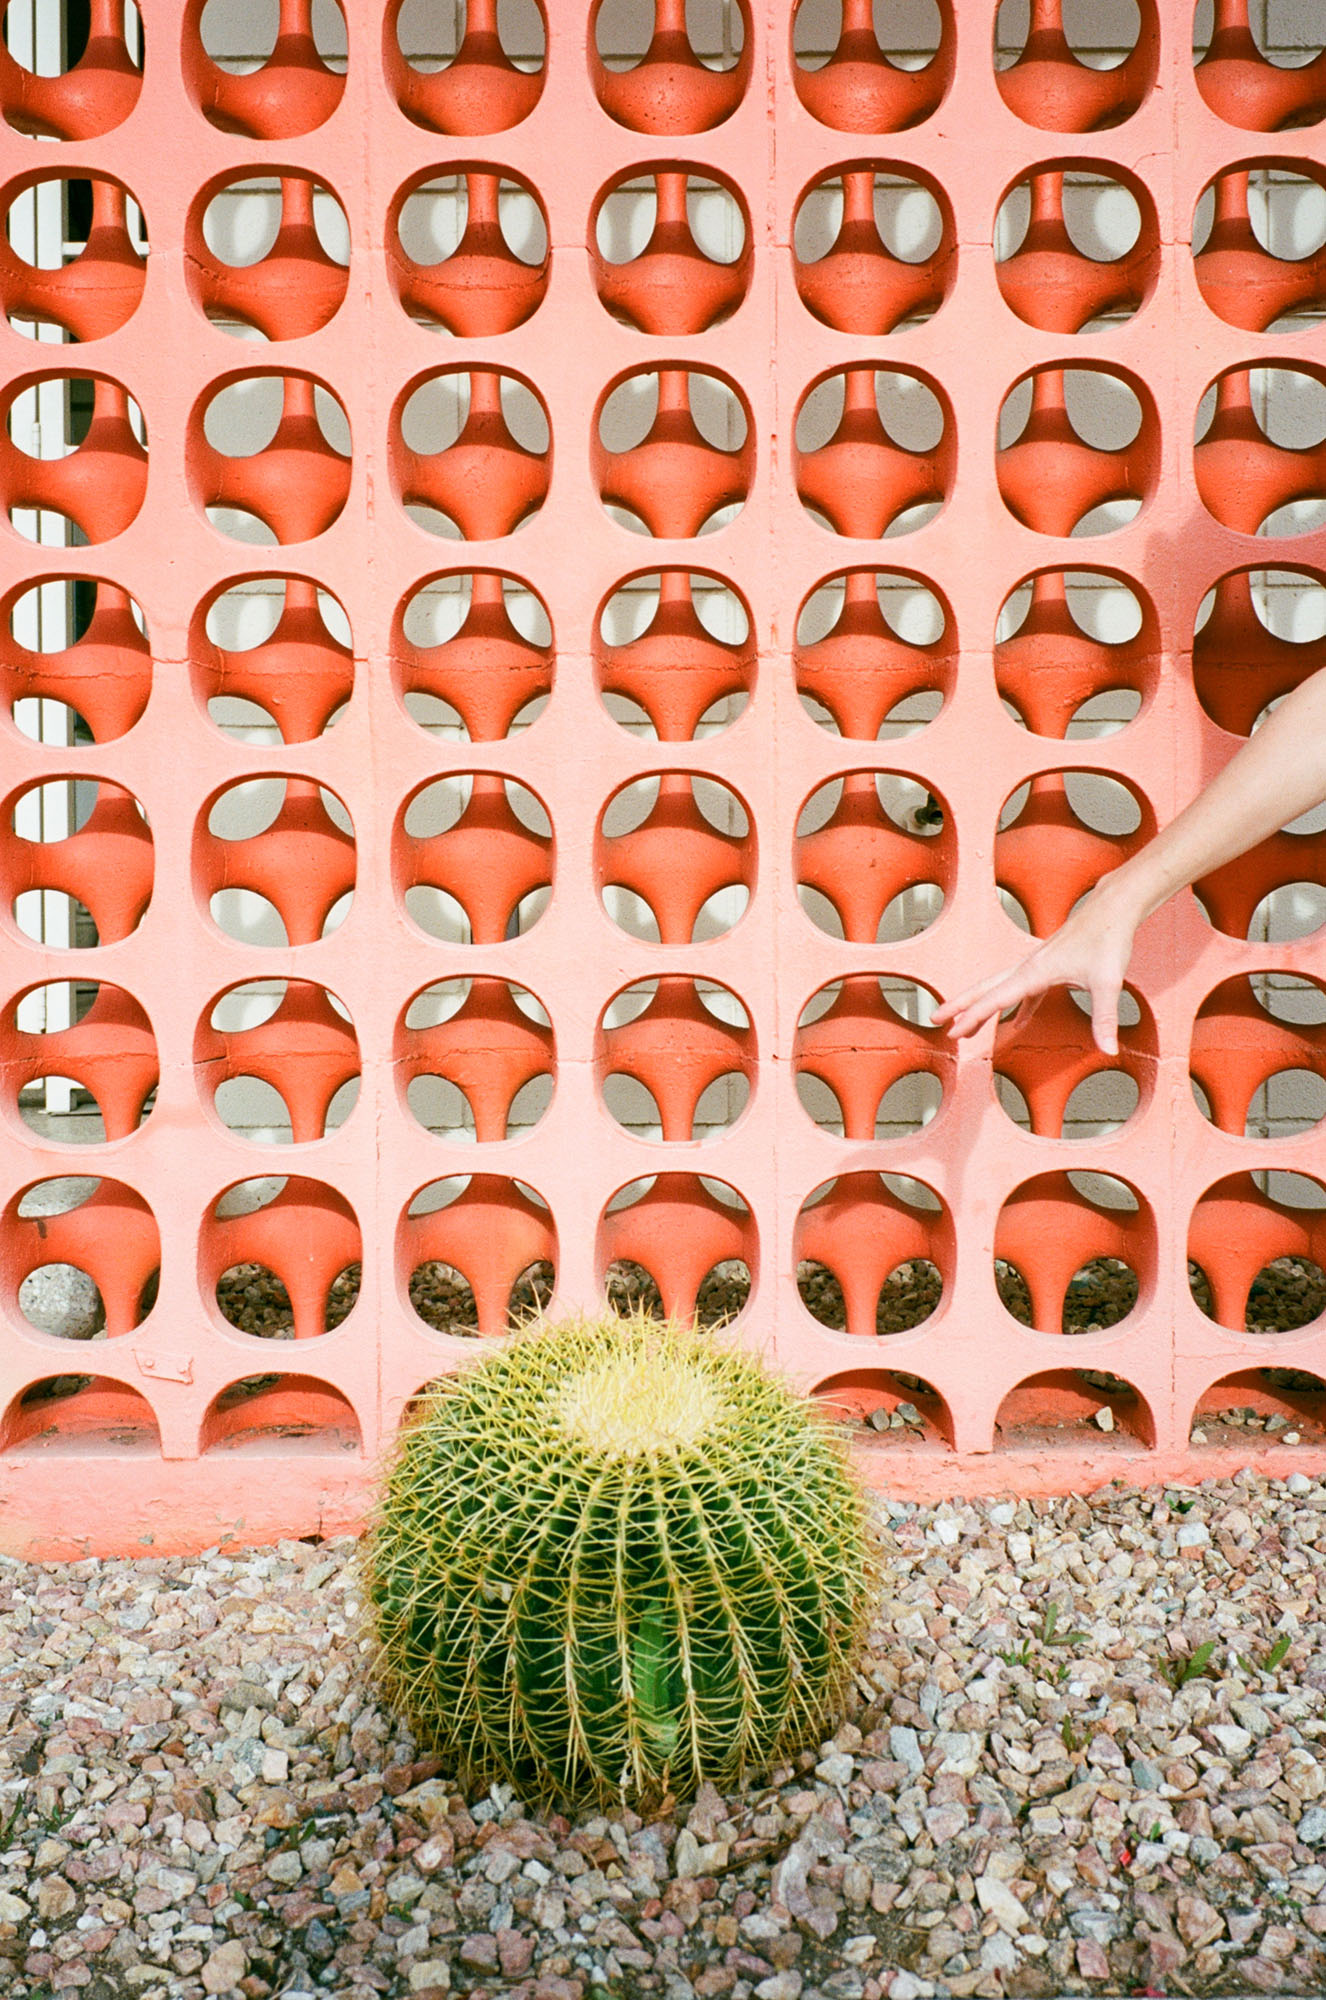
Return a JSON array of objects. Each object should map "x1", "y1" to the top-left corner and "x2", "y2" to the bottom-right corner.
[{"x1": 932, "y1": 879, "x2": 1142, "y2": 1056}]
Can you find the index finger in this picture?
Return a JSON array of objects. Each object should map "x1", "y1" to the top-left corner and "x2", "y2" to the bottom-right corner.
[{"x1": 934, "y1": 961, "x2": 1045, "y2": 1039}]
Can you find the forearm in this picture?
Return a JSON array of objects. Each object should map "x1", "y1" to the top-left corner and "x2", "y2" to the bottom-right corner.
[{"x1": 1091, "y1": 666, "x2": 1326, "y2": 928}]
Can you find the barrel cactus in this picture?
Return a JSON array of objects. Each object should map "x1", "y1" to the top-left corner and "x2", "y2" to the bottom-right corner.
[{"x1": 362, "y1": 1311, "x2": 876, "y2": 1806}]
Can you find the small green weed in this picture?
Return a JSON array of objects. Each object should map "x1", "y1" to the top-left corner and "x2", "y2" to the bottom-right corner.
[
  {"x1": 998, "y1": 1600, "x2": 1088, "y2": 1669},
  {"x1": 1237, "y1": 1631, "x2": 1292, "y2": 1679},
  {"x1": 1040, "y1": 1601, "x2": 1088, "y2": 1647},
  {"x1": 1161, "y1": 1637, "x2": 1218, "y2": 1689}
]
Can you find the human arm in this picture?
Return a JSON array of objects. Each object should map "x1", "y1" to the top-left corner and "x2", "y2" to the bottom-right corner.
[{"x1": 932, "y1": 665, "x2": 1326, "y2": 1055}]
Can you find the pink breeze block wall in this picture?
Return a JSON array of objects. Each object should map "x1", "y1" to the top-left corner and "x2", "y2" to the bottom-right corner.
[{"x1": 3, "y1": 0, "x2": 1326, "y2": 1557}]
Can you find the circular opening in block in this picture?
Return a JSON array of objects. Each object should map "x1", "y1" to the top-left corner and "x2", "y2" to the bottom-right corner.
[
  {"x1": 1190, "y1": 1366, "x2": 1326, "y2": 1451},
  {"x1": 2, "y1": 0, "x2": 143, "y2": 141},
  {"x1": 599, "y1": 977, "x2": 753, "y2": 1142},
  {"x1": 814, "y1": 1369, "x2": 950, "y2": 1443},
  {"x1": 2, "y1": 374, "x2": 146, "y2": 544},
  {"x1": 1191, "y1": 972, "x2": 1326, "y2": 1139},
  {"x1": 188, "y1": 172, "x2": 349, "y2": 340},
  {"x1": 390, "y1": 167, "x2": 548, "y2": 335},
  {"x1": 389, "y1": 0, "x2": 546, "y2": 135},
  {"x1": 393, "y1": 368, "x2": 550, "y2": 540},
  {"x1": 397, "y1": 774, "x2": 552, "y2": 945},
  {"x1": 795, "y1": 366, "x2": 953, "y2": 538},
  {"x1": 992, "y1": 983, "x2": 1152, "y2": 1138},
  {"x1": 796, "y1": 1172, "x2": 950, "y2": 1337},
  {"x1": 201, "y1": 1374, "x2": 360, "y2": 1454},
  {"x1": 1190, "y1": 1171, "x2": 1326, "y2": 1333},
  {"x1": 8, "y1": 1175, "x2": 158, "y2": 1337},
  {"x1": 592, "y1": 0, "x2": 750, "y2": 133},
  {"x1": 592, "y1": 165, "x2": 749, "y2": 335},
  {"x1": 596, "y1": 568, "x2": 753, "y2": 740},
  {"x1": 795, "y1": 976, "x2": 950, "y2": 1141},
  {"x1": 995, "y1": 567, "x2": 1155, "y2": 737},
  {"x1": 199, "y1": 980, "x2": 359, "y2": 1145},
  {"x1": 994, "y1": 0, "x2": 1156, "y2": 132},
  {"x1": 401, "y1": 1174, "x2": 556, "y2": 1337},
  {"x1": 206, "y1": 1175, "x2": 361, "y2": 1340},
  {"x1": 1192, "y1": 1, "x2": 1326, "y2": 132},
  {"x1": 191, "y1": 0, "x2": 346, "y2": 139},
  {"x1": 997, "y1": 364, "x2": 1157, "y2": 536},
  {"x1": 395, "y1": 570, "x2": 553, "y2": 742},
  {"x1": 994, "y1": 161, "x2": 1158, "y2": 332},
  {"x1": 994, "y1": 1367, "x2": 1153, "y2": 1448},
  {"x1": 399, "y1": 977, "x2": 554, "y2": 1143},
  {"x1": 994, "y1": 770, "x2": 1152, "y2": 939},
  {"x1": 2, "y1": 175, "x2": 147, "y2": 341},
  {"x1": 595, "y1": 366, "x2": 752, "y2": 538},
  {"x1": 7, "y1": 778, "x2": 153, "y2": 946},
  {"x1": 597, "y1": 772, "x2": 753, "y2": 944},
  {"x1": 193, "y1": 575, "x2": 353, "y2": 744},
  {"x1": 796, "y1": 771, "x2": 952, "y2": 943},
  {"x1": 4, "y1": 983, "x2": 157, "y2": 1147},
  {"x1": 598, "y1": 1172, "x2": 755, "y2": 1326},
  {"x1": 191, "y1": 372, "x2": 351, "y2": 544},
  {"x1": 995, "y1": 1169, "x2": 1150, "y2": 1334},
  {"x1": 4, "y1": 576, "x2": 150, "y2": 744},
  {"x1": 197, "y1": 777, "x2": 354, "y2": 949},
  {"x1": 791, "y1": 0, "x2": 950, "y2": 134},
  {"x1": 794, "y1": 163, "x2": 954, "y2": 334},
  {"x1": 1193, "y1": 164, "x2": 1326, "y2": 332},
  {"x1": 2, "y1": 1373, "x2": 159, "y2": 1455},
  {"x1": 1195, "y1": 365, "x2": 1326, "y2": 537},
  {"x1": 1194, "y1": 566, "x2": 1326, "y2": 735},
  {"x1": 796, "y1": 568, "x2": 953, "y2": 739}
]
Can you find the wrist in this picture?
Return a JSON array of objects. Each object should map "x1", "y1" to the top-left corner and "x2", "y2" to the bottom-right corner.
[{"x1": 1084, "y1": 861, "x2": 1153, "y2": 935}]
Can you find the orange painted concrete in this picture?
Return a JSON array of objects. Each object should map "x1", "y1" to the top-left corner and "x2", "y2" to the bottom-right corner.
[{"x1": 2, "y1": 2, "x2": 1326, "y2": 1558}]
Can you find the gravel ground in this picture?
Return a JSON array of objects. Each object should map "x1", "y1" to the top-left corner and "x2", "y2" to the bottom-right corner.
[{"x1": 5, "y1": 1474, "x2": 1326, "y2": 2000}]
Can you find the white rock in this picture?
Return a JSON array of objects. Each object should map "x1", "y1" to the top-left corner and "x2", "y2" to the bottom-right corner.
[
  {"x1": 976, "y1": 1873, "x2": 1028, "y2": 1934},
  {"x1": 934, "y1": 1730, "x2": 980, "y2": 1776},
  {"x1": 889, "y1": 1726, "x2": 924, "y2": 1777},
  {"x1": 980, "y1": 1933, "x2": 1019, "y2": 1973},
  {"x1": 201, "y1": 1939, "x2": 247, "y2": 1994},
  {"x1": 1094, "y1": 1406, "x2": 1115, "y2": 1433},
  {"x1": 408, "y1": 1962, "x2": 452, "y2": 1992},
  {"x1": 1176, "y1": 1522, "x2": 1209, "y2": 1549},
  {"x1": 755, "y1": 1975, "x2": 802, "y2": 2000}
]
